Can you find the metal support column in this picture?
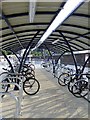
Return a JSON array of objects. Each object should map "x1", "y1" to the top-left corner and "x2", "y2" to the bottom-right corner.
[
  {"x1": 18, "y1": 45, "x2": 30, "y2": 73},
  {"x1": 44, "y1": 44, "x2": 56, "y2": 76},
  {"x1": 1, "y1": 10, "x2": 24, "y2": 49},
  {"x1": 9, "y1": 49, "x2": 21, "y2": 63},
  {"x1": 18, "y1": 31, "x2": 40, "y2": 73},
  {"x1": 44, "y1": 44, "x2": 54, "y2": 64},
  {"x1": 55, "y1": 51, "x2": 67, "y2": 65},
  {"x1": 59, "y1": 31, "x2": 78, "y2": 74},
  {"x1": 81, "y1": 55, "x2": 90, "y2": 73},
  {"x1": 1, "y1": 50, "x2": 14, "y2": 73},
  {"x1": 23, "y1": 31, "x2": 40, "y2": 67}
]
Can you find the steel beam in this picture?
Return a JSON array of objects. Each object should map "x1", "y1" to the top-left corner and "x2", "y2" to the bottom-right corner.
[
  {"x1": 23, "y1": 31, "x2": 40, "y2": 65},
  {"x1": 2, "y1": 23, "x2": 89, "y2": 31},
  {"x1": 81, "y1": 55, "x2": 90, "y2": 73},
  {"x1": 1, "y1": 10, "x2": 24, "y2": 49},
  {"x1": 55, "y1": 51, "x2": 68, "y2": 65},
  {"x1": 18, "y1": 31, "x2": 40, "y2": 73},
  {"x1": 68, "y1": 32, "x2": 90, "y2": 42},
  {"x1": 1, "y1": 50, "x2": 14, "y2": 73},
  {"x1": 3, "y1": 11, "x2": 89, "y2": 18},
  {"x1": 9, "y1": 49, "x2": 21, "y2": 63},
  {"x1": 44, "y1": 44, "x2": 54, "y2": 64},
  {"x1": 59, "y1": 31, "x2": 78, "y2": 73},
  {"x1": 2, "y1": 29, "x2": 90, "y2": 40},
  {"x1": 2, "y1": 33, "x2": 90, "y2": 50}
]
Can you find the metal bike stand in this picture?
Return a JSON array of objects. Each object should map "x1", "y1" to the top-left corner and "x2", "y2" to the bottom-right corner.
[
  {"x1": 8, "y1": 76, "x2": 23, "y2": 103},
  {"x1": 6, "y1": 76, "x2": 24, "y2": 115},
  {"x1": 0, "y1": 79, "x2": 23, "y2": 118},
  {"x1": 0, "y1": 92, "x2": 19, "y2": 118}
]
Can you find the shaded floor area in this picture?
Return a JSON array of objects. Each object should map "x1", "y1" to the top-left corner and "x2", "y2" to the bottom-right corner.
[{"x1": 0, "y1": 67, "x2": 88, "y2": 118}]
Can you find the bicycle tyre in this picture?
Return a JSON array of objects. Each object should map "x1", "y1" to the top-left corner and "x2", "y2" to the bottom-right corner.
[
  {"x1": 58, "y1": 73, "x2": 69, "y2": 86},
  {"x1": 23, "y1": 77, "x2": 40, "y2": 95},
  {"x1": 71, "y1": 80, "x2": 88, "y2": 98},
  {"x1": 71, "y1": 83, "x2": 82, "y2": 98},
  {"x1": 68, "y1": 77, "x2": 76, "y2": 93}
]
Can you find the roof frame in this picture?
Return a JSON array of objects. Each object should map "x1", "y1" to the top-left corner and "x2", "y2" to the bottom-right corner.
[
  {"x1": 2, "y1": 29, "x2": 90, "y2": 40},
  {"x1": 3, "y1": 12, "x2": 89, "y2": 19},
  {"x1": 2, "y1": 22, "x2": 89, "y2": 31},
  {"x1": 1, "y1": 10, "x2": 24, "y2": 49}
]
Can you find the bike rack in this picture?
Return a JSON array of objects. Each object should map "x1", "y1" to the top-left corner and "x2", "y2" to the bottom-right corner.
[
  {"x1": 0, "y1": 92, "x2": 19, "y2": 118},
  {"x1": 1, "y1": 50, "x2": 14, "y2": 73},
  {"x1": 0, "y1": 76, "x2": 23, "y2": 118}
]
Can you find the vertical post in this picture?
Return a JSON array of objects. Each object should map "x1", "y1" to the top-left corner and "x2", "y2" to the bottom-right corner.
[
  {"x1": 44, "y1": 44, "x2": 54, "y2": 64},
  {"x1": 59, "y1": 32, "x2": 78, "y2": 74},
  {"x1": 9, "y1": 49, "x2": 21, "y2": 63},
  {"x1": 23, "y1": 31, "x2": 40, "y2": 67},
  {"x1": 23, "y1": 45, "x2": 32, "y2": 65},
  {"x1": 18, "y1": 45, "x2": 30, "y2": 73},
  {"x1": 1, "y1": 50, "x2": 14, "y2": 73},
  {"x1": 55, "y1": 51, "x2": 67, "y2": 65},
  {"x1": 81, "y1": 55, "x2": 90, "y2": 73},
  {"x1": 18, "y1": 31, "x2": 40, "y2": 73},
  {"x1": 44, "y1": 44, "x2": 56, "y2": 76}
]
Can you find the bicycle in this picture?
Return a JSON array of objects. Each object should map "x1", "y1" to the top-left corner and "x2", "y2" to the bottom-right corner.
[
  {"x1": 1, "y1": 66, "x2": 40, "y2": 97},
  {"x1": 69, "y1": 72, "x2": 89, "y2": 98},
  {"x1": 58, "y1": 66, "x2": 75, "y2": 86}
]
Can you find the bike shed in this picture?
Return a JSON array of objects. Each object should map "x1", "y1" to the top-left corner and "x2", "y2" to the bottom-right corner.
[{"x1": 0, "y1": 0, "x2": 90, "y2": 119}]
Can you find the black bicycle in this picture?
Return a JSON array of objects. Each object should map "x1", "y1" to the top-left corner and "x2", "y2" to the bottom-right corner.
[
  {"x1": 1, "y1": 67, "x2": 40, "y2": 97},
  {"x1": 69, "y1": 73, "x2": 89, "y2": 98},
  {"x1": 58, "y1": 67, "x2": 74, "y2": 86}
]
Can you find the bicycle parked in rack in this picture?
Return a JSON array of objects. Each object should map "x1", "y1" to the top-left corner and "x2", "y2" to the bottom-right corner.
[
  {"x1": 1, "y1": 63, "x2": 40, "y2": 97},
  {"x1": 58, "y1": 66, "x2": 75, "y2": 86},
  {"x1": 68, "y1": 72, "x2": 89, "y2": 99},
  {"x1": 22, "y1": 64, "x2": 35, "y2": 77},
  {"x1": 67, "y1": 67, "x2": 83, "y2": 93},
  {"x1": 41, "y1": 61, "x2": 52, "y2": 72},
  {"x1": 57, "y1": 64, "x2": 90, "y2": 102}
]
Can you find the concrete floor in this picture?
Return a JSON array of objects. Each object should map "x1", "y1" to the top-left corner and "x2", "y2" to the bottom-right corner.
[{"x1": 0, "y1": 67, "x2": 89, "y2": 118}]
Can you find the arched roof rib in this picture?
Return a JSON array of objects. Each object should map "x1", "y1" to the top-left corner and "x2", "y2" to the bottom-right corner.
[
  {"x1": 2, "y1": 31, "x2": 90, "y2": 52},
  {"x1": 2, "y1": 39, "x2": 70, "y2": 52},
  {"x1": 2, "y1": 36, "x2": 90, "y2": 51},
  {"x1": 2, "y1": 29, "x2": 90, "y2": 40},
  {"x1": 2, "y1": 31, "x2": 89, "y2": 41},
  {"x1": 1, "y1": 1, "x2": 89, "y2": 53},
  {"x1": 2, "y1": 23, "x2": 89, "y2": 31},
  {"x1": 2, "y1": 12, "x2": 89, "y2": 19}
]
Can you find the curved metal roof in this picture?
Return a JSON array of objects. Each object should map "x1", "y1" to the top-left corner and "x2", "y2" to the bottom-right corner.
[{"x1": 0, "y1": 1, "x2": 90, "y2": 54}]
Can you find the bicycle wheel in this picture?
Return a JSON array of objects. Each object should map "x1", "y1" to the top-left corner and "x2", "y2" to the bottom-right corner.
[
  {"x1": 23, "y1": 77, "x2": 40, "y2": 95},
  {"x1": 71, "y1": 82, "x2": 82, "y2": 98},
  {"x1": 71, "y1": 80, "x2": 88, "y2": 98},
  {"x1": 58, "y1": 73, "x2": 69, "y2": 86},
  {"x1": 68, "y1": 77, "x2": 76, "y2": 93},
  {"x1": 1, "y1": 78, "x2": 9, "y2": 98},
  {"x1": 80, "y1": 81, "x2": 89, "y2": 97}
]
